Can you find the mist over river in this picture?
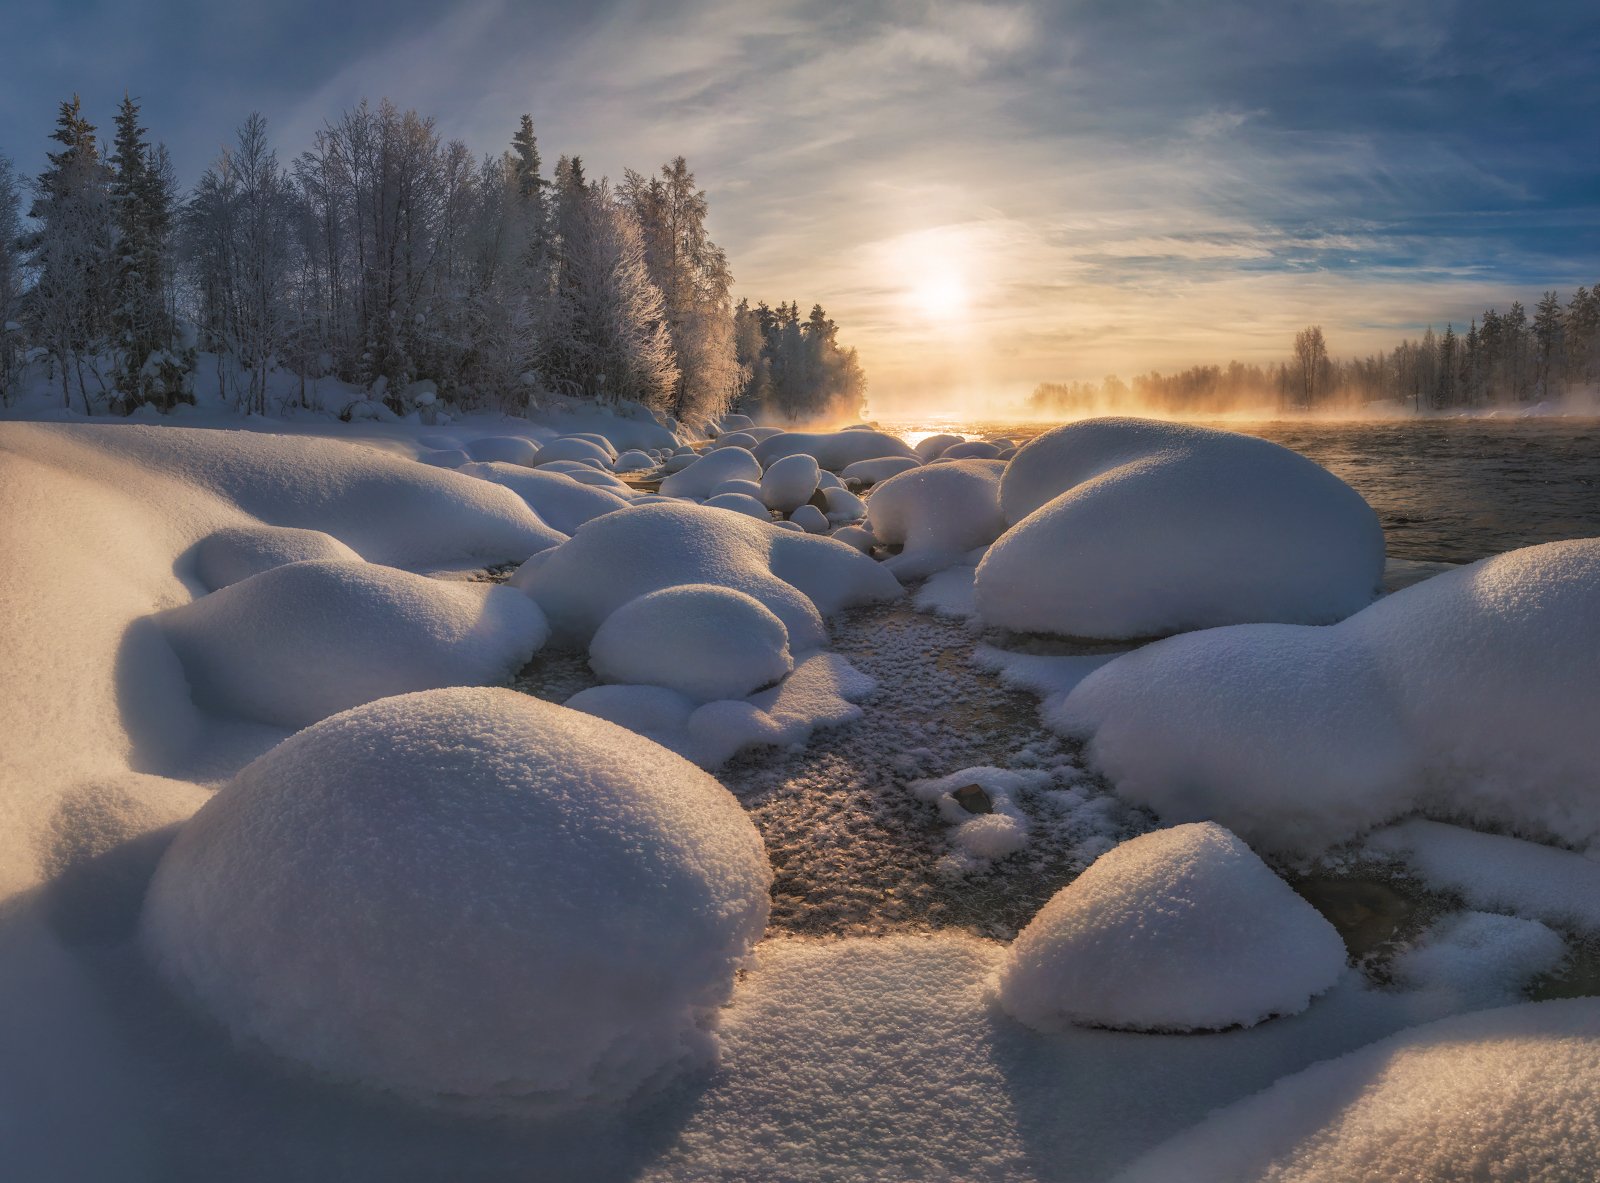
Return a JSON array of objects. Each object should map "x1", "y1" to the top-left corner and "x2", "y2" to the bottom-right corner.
[{"x1": 884, "y1": 417, "x2": 1600, "y2": 564}]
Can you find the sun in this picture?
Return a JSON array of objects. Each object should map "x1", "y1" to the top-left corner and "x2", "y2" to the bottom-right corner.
[{"x1": 910, "y1": 271, "x2": 970, "y2": 320}]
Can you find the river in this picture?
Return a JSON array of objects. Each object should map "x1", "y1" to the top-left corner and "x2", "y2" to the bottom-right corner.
[{"x1": 882, "y1": 417, "x2": 1600, "y2": 564}]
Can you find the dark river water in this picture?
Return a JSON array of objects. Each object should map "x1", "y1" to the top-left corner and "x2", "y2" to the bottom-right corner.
[{"x1": 885, "y1": 418, "x2": 1600, "y2": 564}]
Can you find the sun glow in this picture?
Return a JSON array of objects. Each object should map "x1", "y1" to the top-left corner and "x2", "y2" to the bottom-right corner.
[{"x1": 910, "y1": 271, "x2": 970, "y2": 320}]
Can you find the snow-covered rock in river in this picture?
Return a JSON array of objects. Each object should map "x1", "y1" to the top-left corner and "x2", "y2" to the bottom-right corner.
[
  {"x1": 1056, "y1": 538, "x2": 1600, "y2": 855},
  {"x1": 530, "y1": 436, "x2": 615, "y2": 468},
  {"x1": 997, "y1": 822, "x2": 1346, "y2": 1032},
  {"x1": 830, "y1": 524, "x2": 876, "y2": 553},
  {"x1": 463, "y1": 435, "x2": 540, "y2": 466},
  {"x1": 659, "y1": 447, "x2": 763, "y2": 500},
  {"x1": 753, "y1": 429, "x2": 918, "y2": 472},
  {"x1": 589, "y1": 584, "x2": 793, "y2": 701},
  {"x1": 913, "y1": 433, "x2": 965, "y2": 462},
  {"x1": 840, "y1": 455, "x2": 922, "y2": 486},
  {"x1": 704, "y1": 492, "x2": 772, "y2": 519},
  {"x1": 976, "y1": 418, "x2": 1384, "y2": 638},
  {"x1": 141, "y1": 687, "x2": 770, "y2": 1113},
  {"x1": 1113, "y1": 996, "x2": 1600, "y2": 1183},
  {"x1": 788, "y1": 503, "x2": 829, "y2": 534},
  {"x1": 821, "y1": 486, "x2": 866, "y2": 522},
  {"x1": 614, "y1": 449, "x2": 656, "y2": 473},
  {"x1": 759, "y1": 453, "x2": 821, "y2": 513},
  {"x1": 868, "y1": 458, "x2": 1007, "y2": 579},
  {"x1": 158, "y1": 559, "x2": 549, "y2": 729},
  {"x1": 940, "y1": 439, "x2": 1001, "y2": 460},
  {"x1": 191, "y1": 524, "x2": 361, "y2": 591},
  {"x1": 514, "y1": 502, "x2": 901, "y2": 648},
  {"x1": 457, "y1": 461, "x2": 626, "y2": 538}
]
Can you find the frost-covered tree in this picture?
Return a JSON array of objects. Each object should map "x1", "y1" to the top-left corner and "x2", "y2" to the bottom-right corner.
[
  {"x1": 733, "y1": 298, "x2": 866, "y2": 422},
  {"x1": 1292, "y1": 325, "x2": 1328, "y2": 408},
  {"x1": 27, "y1": 96, "x2": 114, "y2": 411},
  {"x1": 0, "y1": 155, "x2": 23, "y2": 401}
]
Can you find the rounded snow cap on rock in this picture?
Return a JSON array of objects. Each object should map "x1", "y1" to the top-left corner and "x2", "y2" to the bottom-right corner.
[
  {"x1": 141, "y1": 687, "x2": 772, "y2": 1113},
  {"x1": 590, "y1": 584, "x2": 793, "y2": 701},
  {"x1": 997, "y1": 822, "x2": 1345, "y2": 1033},
  {"x1": 760, "y1": 453, "x2": 821, "y2": 513},
  {"x1": 191, "y1": 523, "x2": 360, "y2": 591}
]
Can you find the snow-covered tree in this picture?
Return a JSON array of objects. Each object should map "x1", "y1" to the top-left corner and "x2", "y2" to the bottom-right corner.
[{"x1": 0, "y1": 155, "x2": 23, "y2": 401}]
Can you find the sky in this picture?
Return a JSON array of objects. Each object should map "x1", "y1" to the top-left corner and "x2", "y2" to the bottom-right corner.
[{"x1": 2, "y1": 0, "x2": 1597, "y2": 414}]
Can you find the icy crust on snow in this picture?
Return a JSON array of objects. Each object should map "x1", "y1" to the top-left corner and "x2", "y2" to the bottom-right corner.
[
  {"x1": 567, "y1": 651, "x2": 877, "y2": 769},
  {"x1": 589, "y1": 584, "x2": 793, "y2": 701},
  {"x1": 158, "y1": 560, "x2": 549, "y2": 729},
  {"x1": 515, "y1": 502, "x2": 901, "y2": 648},
  {"x1": 998, "y1": 823, "x2": 1347, "y2": 1033},
  {"x1": 456, "y1": 460, "x2": 627, "y2": 538},
  {"x1": 868, "y1": 458, "x2": 1008, "y2": 578},
  {"x1": 1057, "y1": 539, "x2": 1600, "y2": 854},
  {"x1": 142, "y1": 688, "x2": 771, "y2": 1113},
  {"x1": 191, "y1": 523, "x2": 361, "y2": 590},
  {"x1": 1112, "y1": 997, "x2": 1600, "y2": 1183},
  {"x1": 976, "y1": 418, "x2": 1385, "y2": 638},
  {"x1": 752, "y1": 429, "x2": 918, "y2": 471},
  {"x1": 45, "y1": 423, "x2": 557, "y2": 569}
]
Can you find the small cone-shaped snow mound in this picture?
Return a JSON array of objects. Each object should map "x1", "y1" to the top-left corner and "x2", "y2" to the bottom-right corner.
[
  {"x1": 1113, "y1": 997, "x2": 1600, "y2": 1183},
  {"x1": 590, "y1": 584, "x2": 793, "y2": 701},
  {"x1": 141, "y1": 688, "x2": 772, "y2": 1113},
  {"x1": 997, "y1": 822, "x2": 1345, "y2": 1033}
]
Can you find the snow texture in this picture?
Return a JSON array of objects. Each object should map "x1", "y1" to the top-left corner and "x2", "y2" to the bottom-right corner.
[
  {"x1": 1057, "y1": 539, "x2": 1600, "y2": 854},
  {"x1": 753, "y1": 429, "x2": 918, "y2": 472},
  {"x1": 976, "y1": 418, "x2": 1384, "y2": 637},
  {"x1": 191, "y1": 523, "x2": 360, "y2": 590},
  {"x1": 142, "y1": 687, "x2": 771, "y2": 1112},
  {"x1": 868, "y1": 458, "x2": 1007, "y2": 578},
  {"x1": 158, "y1": 559, "x2": 549, "y2": 729},
  {"x1": 910, "y1": 766, "x2": 1044, "y2": 873},
  {"x1": 997, "y1": 823, "x2": 1347, "y2": 1032},
  {"x1": 759, "y1": 453, "x2": 821, "y2": 512},
  {"x1": 659, "y1": 446, "x2": 762, "y2": 499},
  {"x1": 1390, "y1": 911, "x2": 1566, "y2": 1005},
  {"x1": 589, "y1": 584, "x2": 793, "y2": 701},
  {"x1": 1113, "y1": 997, "x2": 1600, "y2": 1183},
  {"x1": 516, "y1": 501, "x2": 901, "y2": 648}
]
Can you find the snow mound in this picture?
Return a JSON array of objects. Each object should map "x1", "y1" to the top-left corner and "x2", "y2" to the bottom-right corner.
[
  {"x1": 660, "y1": 447, "x2": 762, "y2": 500},
  {"x1": 788, "y1": 503, "x2": 829, "y2": 533},
  {"x1": 941, "y1": 439, "x2": 1001, "y2": 460},
  {"x1": 913, "y1": 432, "x2": 965, "y2": 461},
  {"x1": 568, "y1": 651, "x2": 876, "y2": 768},
  {"x1": 977, "y1": 418, "x2": 1384, "y2": 637},
  {"x1": 614, "y1": 449, "x2": 656, "y2": 473},
  {"x1": 868, "y1": 459, "x2": 1007, "y2": 579},
  {"x1": 1057, "y1": 539, "x2": 1600, "y2": 854},
  {"x1": 910, "y1": 766, "x2": 1046, "y2": 874},
  {"x1": 463, "y1": 435, "x2": 540, "y2": 466},
  {"x1": 760, "y1": 453, "x2": 821, "y2": 513},
  {"x1": 516, "y1": 502, "x2": 901, "y2": 648},
  {"x1": 533, "y1": 436, "x2": 615, "y2": 467},
  {"x1": 1112, "y1": 997, "x2": 1600, "y2": 1183},
  {"x1": 590, "y1": 585, "x2": 793, "y2": 701},
  {"x1": 822, "y1": 486, "x2": 865, "y2": 521},
  {"x1": 191, "y1": 524, "x2": 360, "y2": 591},
  {"x1": 457, "y1": 461, "x2": 627, "y2": 537},
  {"x1": 158, "y1": 560, "x2": 548, "y2": 729},
  {"x1": 840, "y1": 455, "x2": 922, "y2": 486},
  {"x1": 997, "y1": 822, "x2": 1346, "y2": 1032},
  {"x1": 753, "y1": 430, "x2": 918, "y2": 472},
  {"x1": 1390, "y1": 910, "x2": 1566, "y2": 1005},
  {"x1": 704, "y1": 492, "x2": 772, "y2": 519},
  {"x1": 142, "y1": 687, "x2": 770, "y2": 1112}
]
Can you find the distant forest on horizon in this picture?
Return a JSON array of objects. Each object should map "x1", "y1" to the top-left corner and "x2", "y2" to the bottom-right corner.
[{"x1": 1031, "y1": 286, "x2": 1600, "y2": 417}]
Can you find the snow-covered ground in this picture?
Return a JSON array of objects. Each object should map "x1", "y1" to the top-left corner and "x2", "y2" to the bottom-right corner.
[{"x1": 5, "y1": 402, "x2": 1600, "y2": 1180}]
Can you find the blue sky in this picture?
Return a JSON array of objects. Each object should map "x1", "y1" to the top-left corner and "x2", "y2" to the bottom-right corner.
[{"x1": 2, "y1": 0, "x2": 1596, "y2": 410}]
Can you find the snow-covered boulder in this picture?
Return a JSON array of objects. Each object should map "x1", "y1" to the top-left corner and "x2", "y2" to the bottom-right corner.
[
  {"x1": 704, "y1": 492, "x2": 773, "y2": 520},
  {"x1": 590, "y1": 584, "x2": 792, "y2": 701},
  {"x1": 710, "y1": 478, "x2": 764, "y2": 500},
  {"x1": 141, "y1": 687, "x2": 770, "y2": 1112},
  {"x1": 614, "y1": 449, "x2": 656, "y2": 473},
  {"x1": 532, "y1": 436, "x2": 614, "y2": 468},
  {"x1": 753, "y1": 430, "x2": 918, "y2": 472},
  {"x1": 1056, "y1": 538, "x2": 1600, "y2": 855},
  {"x1": 867, "y1": 459, "x2": 1006, "y2": 579},
  {"x1": 975, "y1": 418, "x2": 1384, "y2": 638},
  {"x1": 514, "y1": 502, "x2": 901, "y2": 648},
  {"x1": 191, "y1": 524, "x2": 361, "y2": 591},
  {"x1": 997, "y1": 823, "x2": 1345, "y2": 1032},
  {"x1": 940, "y1": 439, "x2": 1001, "y2": 460},
  {"x1": 840, "y1": 456, "x2": 922, "y2": 486},
  {"x1": 158, "y1": 560, "x2": 549, "y2": 729},
  {"x1": 789, "y1": 504, "x2": 829, "y2": 534},
  {"x1": 457, "y1": 461, "x2": 627, "y2": 537},
  {"x1": 535, "y1": 460, "x2": 632, "y2": 491},
  {"x1": 830, "y1": 524, "x2": 876, "y2": 553},
  {"x1": 760, "y1": 454, "x2": 821, "y2": 513},
  {"x1": 1113, "y1": 997, "x2": 1600, "y2": 1183},
  {"x1": 711, "y1": 431, "x2": 760, "y2": 452},
  {"x1": 718, "y1": 412, "x2": 755, "y2": 434},
  {"x1": 418, "y1": 448, "x2": 471, "y2": 469},
  {"x1": 660, "y1": 447, "x2": 763, "y2": 500},
  {"x1": 463, "y1": 436, "x2": 540, "y2": 466},
  {"x1": 913, "y1": 433, "x2": 965, "y2": 462},
  {"x1": 821, "y1": 486, "x2": 866, "y2": 522}
]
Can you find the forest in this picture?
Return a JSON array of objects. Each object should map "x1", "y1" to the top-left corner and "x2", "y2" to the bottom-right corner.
[
  {"x1": 1030, "y1": 293, "x2": 1600, "y2": 417},
  {"x1": 0, "y1": 97, "x2": 866, "y2": 427}
]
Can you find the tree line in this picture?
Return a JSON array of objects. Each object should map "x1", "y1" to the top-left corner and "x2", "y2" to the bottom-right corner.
[
  {"x1": 0, "y1": 96, "x2": 867, "y2": 426},
  {"x1": 1029, "y1": 288, "x2": 1600, "y2": 416}
]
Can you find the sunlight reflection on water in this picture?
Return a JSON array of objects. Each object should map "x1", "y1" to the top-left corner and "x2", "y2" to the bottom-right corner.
[{"x1": 881, "y1": 417, "x2": 1600, "y2": 563}]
